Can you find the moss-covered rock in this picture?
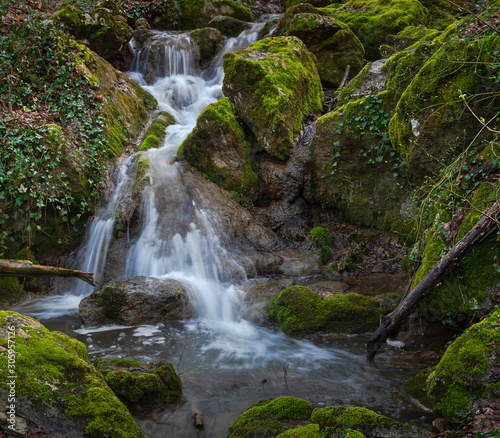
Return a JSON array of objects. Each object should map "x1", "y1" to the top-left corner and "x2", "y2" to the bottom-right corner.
[
  {"x1": 207, "y1": 15, "x2": 252, "y2": 37},
  {"x1": 426, "y1": 308, "x2": 500, "y2": 424},
  {"x1": 191, "y1": 27, "x2": 224, "y2": 66},
  {"x1": 324, "y1": 0, "x2": 428, "y2": 60},
  {"x1": 228, "y1": 396, "x2": 313, "y2": 438},
  {"x1": 403, "y1": 367, "x2": 434, "y2": 410},
  {"x1": 177, "y1": 97, "x2": 258, "y2": 199},
  {"x1": 178, "y1": 0, "x2": 254, "y2": 29},
  {"x1": 95, "y1": 358, "x2": 182, "y2": 412},
  {"x1": 72, "y1": 40, "x2": 157, "y2": 156},
  {"x1": 275, "y1": 4, "x2": 364, "y2": 87},
  {"x1": 277, "y1": 424, "x2": 364, "y2": 437},
  {"x1": 139, "y1": 112, "x2": 175, "y2": 151},
  {"x1": 266, "y1": 285, "x2": 392, "y2": 335},
  {"x1": 0, "y1": 312, "x2": 143, "y2": 438},
  {"x1": 223, "y1": 36, "x2": 323, "y2": 160},
  {"x1": 389, "y1": 31, "x2": 500, "y2": 184},
  {"x1": 310, "y1": 406, "x2": 413, "y2": 437}
]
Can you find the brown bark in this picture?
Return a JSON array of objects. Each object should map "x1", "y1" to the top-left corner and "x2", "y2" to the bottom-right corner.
[
  {"x1": 366, "y1": 199, "x2": 500, "y2": 360},
  {"x1": 0, "y1": 259, "x2": 97, "y2": 286}
]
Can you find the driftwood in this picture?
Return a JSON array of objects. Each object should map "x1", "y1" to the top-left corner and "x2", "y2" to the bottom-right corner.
[
  {"x1": 366, "y1": 198, "x2": 500, "y2": 360},
  {"x1": 0, "y1": 259, "x2": 97, "y2": 286}
]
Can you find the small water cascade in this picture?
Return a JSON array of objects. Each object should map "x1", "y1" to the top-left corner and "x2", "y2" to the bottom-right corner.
[{"x1": 12, "y1": 24, "x2": 437, "y2": 437}]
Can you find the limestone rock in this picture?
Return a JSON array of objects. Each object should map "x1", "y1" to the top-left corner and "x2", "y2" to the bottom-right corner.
[
  {"x1": 223, "y1": 36, "x2": 323, "y2": 160},
  {"x1": 79, "y1": 277, "x2": 193, "y2": 327}
]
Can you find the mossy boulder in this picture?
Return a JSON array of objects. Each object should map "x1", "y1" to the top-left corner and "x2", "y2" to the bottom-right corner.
[
  {"x1": 223, "y1": 36, "x2": 323, "y2": 161},
  {"x1": 310, "y1": 406, "x2": 420, "y2": 437},
  {"x1": 207, "y1": 15, "x2": 252, "y2": 37},
  {"x1": 266, "y1": 285, "x2": 394, "y2": 335},
  {"x1": 177, "y1": 97, "x2": 258, "y2": 199},
  {"x1": 324, "y1": 0, "x2": 428, "y2": 60},
  {"x1": 425, "y1": 308, "x2": 500, "y2": 424},
  {"x1": 277, "y1": 424, "x2": 365, "y2": 437},
  {"x1": 79, "y1": 277, "x2": 193, "y2": 327},
  {"x1": 191, "y1": 27, "x2": 224, "y2": 66},
  {"x1": 0, "y1": 312, "x2": 143, "y2": 438},
  {"x1": 95, "y1": 358, "x2": 182, "y2": 412},
  {"x1": 228, "y1": 396, "x2": 313, "y2": 438},
  {"x1": 389, "y1": 32, "x2": 500, "y2": 184},
  {"x1": 139, "y1": 112, "x2": 175, "y2": 151},
  {"x1": 179, "y1": 0, "x2": 254, "y2": 29},
  {"x1": 72, "y1": 40, "x2": 157, "y2": 156},
  {"x1": 403, "y1": 367, "x2": 434, "y2": 410},
  {"x1": 284, "y1": 0, "x2": 334, "y2": 7},
  {"x1": 275, "y1": 4, "x2": 365, "y2": 87},
  {"x1": 414, "y1": 183, "x2": 500, "y2": 325},
  {"x1": 53, "y1": 2, "x2": 132, "y2": 60}
]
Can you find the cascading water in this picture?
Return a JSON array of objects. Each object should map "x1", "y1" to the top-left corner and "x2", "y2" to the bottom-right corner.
[{"x1": 12, "y1": 24, "x2": 437, "y2": 437}]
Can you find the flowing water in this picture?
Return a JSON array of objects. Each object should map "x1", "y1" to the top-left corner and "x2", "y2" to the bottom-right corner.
[{"x1": 12, "y1": 24, "x2": 441, "y2": 437}]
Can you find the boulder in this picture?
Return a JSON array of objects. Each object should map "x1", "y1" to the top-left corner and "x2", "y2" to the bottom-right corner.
[
  {"x1": 275, "y1": 3, "x2": 365, "y2": 87},
  {"x1": 223, "y1": 36, "x2": 323, "y2": 160},
  {"x1": 266, "y1": 285, "x2": 396, "y2": 335},
  {"x1": 324, "y1": 0, "x2": 428, "y2": 60},
  {"x1": 190, "y1": 27, "x2": 225, "y2": 67},
  {"x1": 139, "y1": 112, "x2": 176, "y2": 151},
  {"x1": 79, "y1": 277, "x2": 193, "y2": 327},
  {"x1": 177, "y1": 97, "x2": 259, "y2": 199},
  {"x1": 426, "y1": 308, "x2": 500, "y2": 424},
  {"x1": 228, "y1": 396, "x2": 313, "y2": 438},
  {"x1": 177, "y1": 0, "x2": 254, "y2": 29},
  {"x1": 0, "y1": 312, "x2": 143, "y2": 438},
  {"x1": 207, "y1": 15, "x2": 252, "y2": 37},
  {"x1": 95, "y1": 358, "x2": 182, "y2": 412}
]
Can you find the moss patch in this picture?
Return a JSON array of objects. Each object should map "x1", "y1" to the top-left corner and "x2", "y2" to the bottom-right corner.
[{"x1": 139, "y1": 112, "x2": 175, "y2": 151}]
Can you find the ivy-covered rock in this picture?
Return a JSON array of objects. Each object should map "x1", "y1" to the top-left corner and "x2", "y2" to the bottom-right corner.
[
  {"x1": 275, "y1": 3, "x2": 364, "y2": 87},
  {"x1": 389, "y1": 30, "x2": 500, "y2": 184},
  {"x1": 0, "y1": 312, "x2": 143, "y2": 438},
  {"x1": 178, "y1": 97, "x2": 258, "y2": 199},
  {"x1": 207, "y1": 15, "x2": 252, "y2": 37},
  {"x1": 191, "y1": 27, "x2": 225, "y2": 67},
  {"x1": 95, "y1": 358, "x2": 182, "y2": 412},
  {"x1": 324, "y1": 0, "x2": 428, "y2": 60},
  {"x1": 223, "y1": 36, "x2": 323, "y2": 160},
  {"x1": 53, "y1": 2, "x2": 132, "y2": 60},
  {"x1": 266, "y1": 285, "x2": 395, "y2": 335},
  {"x1": 79, "y1": 277, "x2": 192, "y2": 327},
  {"x1": 228, "y1": 396, "x2": 313, "y2": 438},
  {"x1": 139, "y1": 112, "x2": 175, "y2": 151},
  {"x1": 425, "y1": 308, "x2": 500, "y2": 424}
]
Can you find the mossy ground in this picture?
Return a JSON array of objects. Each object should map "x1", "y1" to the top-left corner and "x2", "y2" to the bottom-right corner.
[{"x1": 0, "y1": 311, "x2": 143, "y2": 438}]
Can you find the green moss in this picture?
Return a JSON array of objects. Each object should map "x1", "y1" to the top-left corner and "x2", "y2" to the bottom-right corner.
[
  {"x1": 0, "y1": 277, "x2": 21, "y2": 302},
  {"x1": 139, "y1": 112, "x2": 175, "y2": 151},
  {"x1": 309, "y1": 227, "x2": 333, "y2": 247},
  {"x1": 211, "y1": 0, "x2": 254, "y2": 22},
  {"x1": 403, "y1": 367, "x2": 434, "y2": 409},
  {"x1": 276, "y1": 424, "x2": 321, "y2": 437},
  {"x1": 180, "y1": 0, "x2": 206, "y2": 27},
  {"x1": 323, "y1": 0, "x2": 428, "y2": 60},
  {"x1": 266, "y1": 286, "x2": 385, "y2": 335},
  {"x1": 223, "y1": 36, "x2": 323, "y2": 160},
  {"x1": 228, "y1": 396, "x2": 313, "y2": 438},
  {"x1": 426, "y1": 309, "x2": 500, "y2": 423},
  {"x1": 310, "y1": 406, "x2": 406, "y2": 432},
  {"x1": 177, "y1": 97, "x2": 258, "y2": 199},
  {"x1": 0, "y1": 312, "x2": 143, "y2": 437},
  {"x1": 90, "y1": 286, "x2": 127, "y2": 319},
  {"x1": 191, "y1": 28, "x2": 224, "y2": 65}
]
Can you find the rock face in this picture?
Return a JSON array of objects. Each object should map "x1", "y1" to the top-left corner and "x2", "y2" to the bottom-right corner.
[
  {"x1": 266, "y1": 285, "x2": 396, "y2": 335},
  {"x1": 325, "y1": 0, "x2": 428, "y2": 60},
  {"x1": 425, "y1": 309, "x2": 500, "y2": 424},
  {"x1": 95, "y1": 358, "x2": 182, "y2": 412},
  {"x1": 223, "y1": 36, "x2": 323, "y2": 160},
  {"x1": 0, "y1": 312, "x2": 143, "y2": 438},
  {"x1": 177, "y1": 97, "x2": 259, "y2": 199},
  {"x1": 53, "y1": 2, "x2": 132, "y2": 60},
  {"x1": 275, "y1": 3, "x2": 365, "y2": 87},
  {"x1": 79, "y1": 277, "x2": 193, "y2": 327}
]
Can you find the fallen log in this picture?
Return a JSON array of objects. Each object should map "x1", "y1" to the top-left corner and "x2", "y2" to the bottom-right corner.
[
  {"x1": 366, "y1": 198, "x2": 500, "y2": 360},
  {"x1": 0, "y1": 259, "x2": 97, "y2": 287}
]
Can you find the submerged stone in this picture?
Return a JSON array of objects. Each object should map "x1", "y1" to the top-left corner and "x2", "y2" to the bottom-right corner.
[
  {"x1": 0, "y1": 312, "x2": 143, "y2": 438},
  {"x1": 223, "y1": 36, "x2": 323, "y2": 160},
  {"x1": 177, "y1": 97, "x2": 258, "y2": 199},
  {"x1": 95, "y1": 358, "x2": 182, "y2": 412}
]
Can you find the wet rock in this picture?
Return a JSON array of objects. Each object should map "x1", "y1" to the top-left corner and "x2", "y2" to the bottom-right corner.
[
  {"x1": 190, "y1": 27, "x2": 224, "y2": 67},
  {"x1": 275, "y1": 3, "x2": 365, "y2": 87},
  {"x1": 223, "y1": 36, "x2": 323, "y2": 161},
  {"x1": 0, "y1": 312, "x2": 143, "y2": 438},
  {"x1": 79, "y1": 277, "x2": 193, "y2": 327},
  {"x1": 207, "y1": 15, "x2": 252, "y2": 37},
  {"x1": 139, "y1": 111, "x2": 176, "y2": 151},
  {"x1": 193, "y1": 412, "x2": 204, "y2": 429},
  {"x1": 177, "y1": 97, "x2": 259, "y2": 200},
  {"x1": 95, "y1": 358, "x2": 182, "y2": 412}
]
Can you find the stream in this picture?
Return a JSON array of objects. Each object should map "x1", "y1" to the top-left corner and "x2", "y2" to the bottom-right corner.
[{"x1": 12, "y1": 23, "x2": 444, "y2": 437}]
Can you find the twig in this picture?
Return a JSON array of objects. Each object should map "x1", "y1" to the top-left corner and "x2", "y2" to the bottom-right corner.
[
  {"x1": 283, "y1": 363, "x2": 289, "y2": 388},
  {"x1": 443, "y1": 0, "x2": 500, "y2": 35},
  {"x1": 463, "y1": 99, "x2": 500, "y2": 134}
]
